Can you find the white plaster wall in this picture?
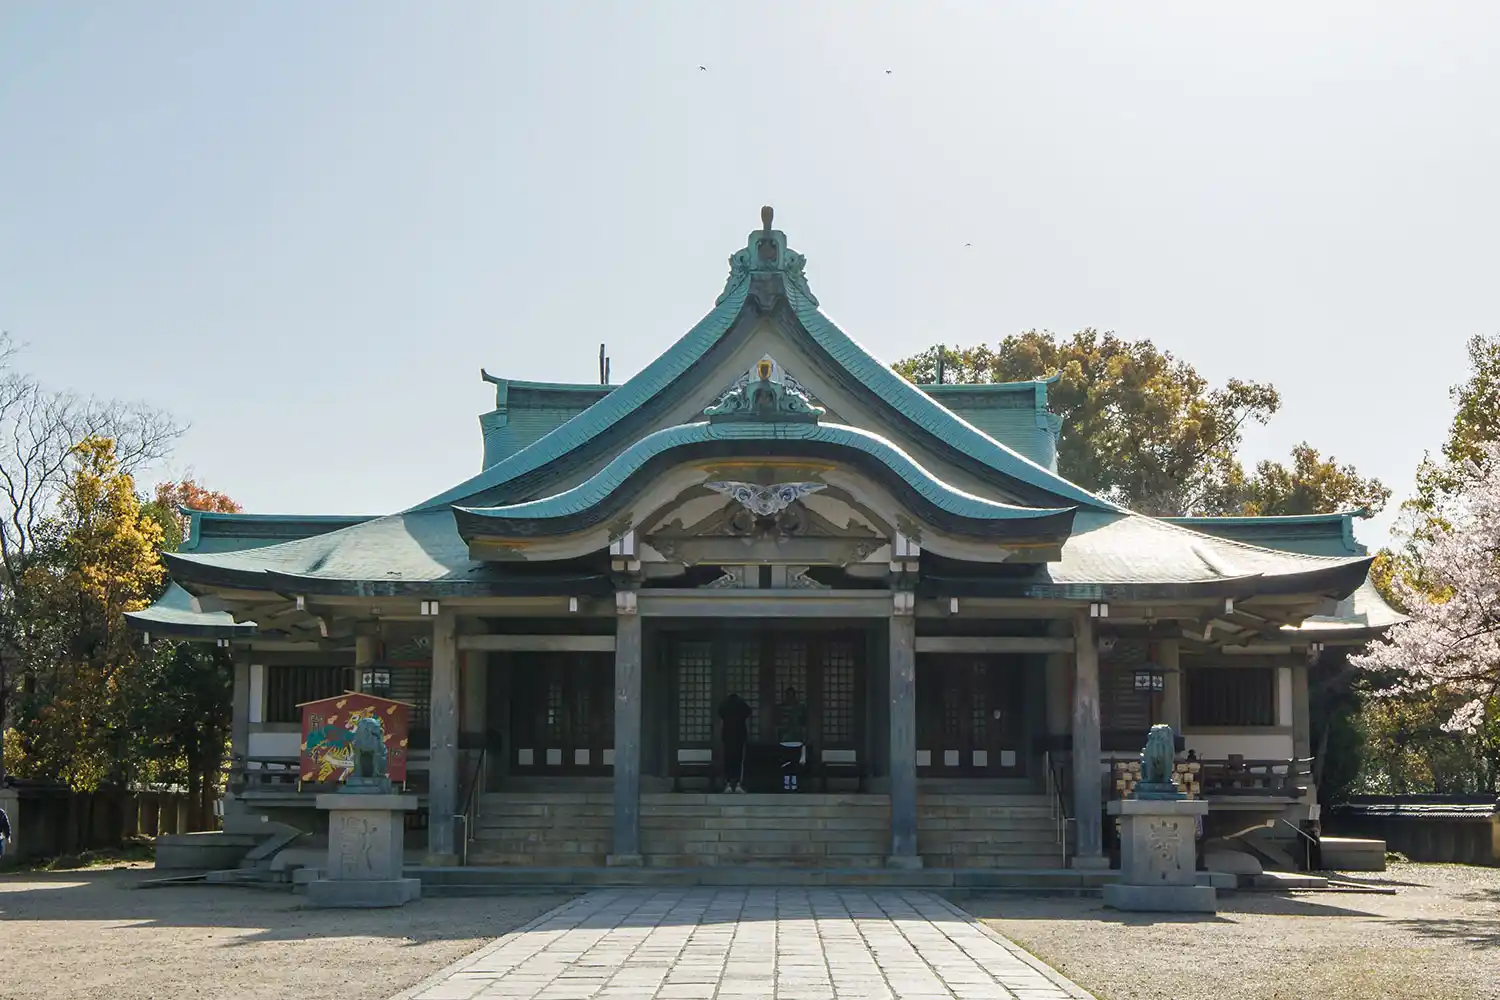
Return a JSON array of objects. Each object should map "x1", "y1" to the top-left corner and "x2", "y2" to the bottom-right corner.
[
  {"x1": 1277, "y1": 667, "x2": 1294, "y2": 727},
  {"x1": 248, "y1": 664, "x2": 265, "y2": 724},
  {"x1": 1183, "y1": 733, "x2": 1295, "y2": 761},
  {"x1": 247, "y1": 732, "x2": 301, "y2": 760}
]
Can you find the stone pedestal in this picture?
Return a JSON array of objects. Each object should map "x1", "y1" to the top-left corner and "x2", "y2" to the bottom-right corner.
[
  {"x1": 1102, "y1": 798, "x2": 1216, "y2": 913},
  {"x1": 306, "y1": 792, "x2": 421, "y2": 908}
]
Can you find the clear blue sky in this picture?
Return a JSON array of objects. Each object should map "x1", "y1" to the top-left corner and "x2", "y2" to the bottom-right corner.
[{"x1": 3, "y1": 3, "x2": 1496, "y2": 549}]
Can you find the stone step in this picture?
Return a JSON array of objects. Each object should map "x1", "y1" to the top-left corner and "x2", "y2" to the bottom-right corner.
[
  {"x1": 918, "y1": 794, "x2": 1051, "y2": 806},
  {"x1": 923, "y1": 854, "x2": 1065, "y2": 869},
  {"x1": 641, "y1": 816, "x2": 887, "y2": 832},
  {"x1": 918, "y1": 840, "x2": 1061, "y2": 856},
  {"x1": 479, "y1": 792, "x2": 615, "y2": 805},
  {"x1": 471, "y1": 839, "x2": 613, "y2": 856},
  {"x1": 477, "y1": 802, "x2": 614, "y2": 818},
  {"x1": 647, "y1": 793, "x2": 881, "y2": 806},
  {"x1": 643, "y1": 854, "x2": 891, "y2": 869},
  {"x1": 918, "y1": 827, "x2": 1060, "y2": 843},
  {"x1": 466, "y1": 852, "x2": 612, "y2": 867},
  {"x1": 419, "y1": 866, "x2": 1115, "y2": 890},
  {"x1": 918, "y1": 806, "x2": 1053, "y2": 820},
  {"x1": 480, "y1": 815, "x2": 615, "y2": 827}
]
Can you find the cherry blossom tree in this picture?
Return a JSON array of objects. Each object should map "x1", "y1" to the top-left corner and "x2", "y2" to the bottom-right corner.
[{"x1": 1353, "y1": 442, "x2": 1500, "y2": 740}]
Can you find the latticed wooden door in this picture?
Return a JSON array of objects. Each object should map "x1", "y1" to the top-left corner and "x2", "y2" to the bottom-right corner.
[
  {"x1": 917, "y1": 654, "x2": 1025, "y2": 776},
  {"x1": 668, "y1": 629, "x2": 866, "y2": 782},
  {"x1": 508, "y1": 651, "x2": 613, "y2": 774}
]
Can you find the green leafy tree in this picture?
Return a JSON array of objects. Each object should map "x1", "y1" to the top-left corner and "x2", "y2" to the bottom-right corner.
[
  {"x1": 7, "y1": 437, "x2": 164, "y2": 790},
  {"x1": 1235, "y1": 443, "x2": 1390, "y2": 517},
  {"x1": 896, "y1": 332, "x2": 1387, "y2": 518},
  {"x1": 0, "y1": 334, "x2": 181, "y2": 781}
]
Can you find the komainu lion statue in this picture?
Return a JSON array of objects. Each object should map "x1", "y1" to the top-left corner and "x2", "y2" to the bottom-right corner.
[
  {"x1": 352, "y1": 714, "x2": 388, "y2": 779},
  {"x1": 1140, "y1": 723, "x2": 1177, "y2": 786}
]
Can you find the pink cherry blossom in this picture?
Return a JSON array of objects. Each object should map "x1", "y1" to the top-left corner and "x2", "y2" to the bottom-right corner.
[{"x1": 1351, "y1": 443, "x2": 1500, "y2": 734}]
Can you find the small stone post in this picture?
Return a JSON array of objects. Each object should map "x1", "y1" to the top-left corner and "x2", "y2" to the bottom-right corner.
[{"x1": 1102, "y1": 724, "x2": 1216, "y2": 912}]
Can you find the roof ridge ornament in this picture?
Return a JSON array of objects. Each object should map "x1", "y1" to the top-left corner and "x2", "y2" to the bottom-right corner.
[
  {"x1": 704, "y1": 355, "x2": 826, "y2": 423},
  {"x1": 715, "y1": 205, "x2": 819, "y2": 306}
]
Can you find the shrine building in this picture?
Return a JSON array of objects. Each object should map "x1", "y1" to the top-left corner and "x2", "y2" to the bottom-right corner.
[{"x1": 128, "y1": 209, "x2": 1400, "y2": 872}]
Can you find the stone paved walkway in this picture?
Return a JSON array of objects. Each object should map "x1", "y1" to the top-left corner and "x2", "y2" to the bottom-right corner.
[{"x1": 394, "y1": 889, "x2": 1094, "y2": 1000}]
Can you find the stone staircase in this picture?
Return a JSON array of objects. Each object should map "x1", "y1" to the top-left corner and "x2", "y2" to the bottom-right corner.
[
  {"x1": 918, "y1": 793, "x2": 1063, "y2": 869},
  {"x1": 470, "y1": 792, "x2": 614, "y2": 866},
  {"x1": 470, "y1": 791, "x2": 1064, "y2": 869},
  {"x1": 642, "y1": 793, "x2": 891, "y2": 867}
]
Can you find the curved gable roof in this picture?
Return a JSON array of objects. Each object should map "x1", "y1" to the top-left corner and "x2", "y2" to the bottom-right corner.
[
  {"x1": 453, "y1": 419, "x2": 1076, "y2": 541},
  {"x1": 409, "y1": 223, "x2": 1122, "y2": 517}
]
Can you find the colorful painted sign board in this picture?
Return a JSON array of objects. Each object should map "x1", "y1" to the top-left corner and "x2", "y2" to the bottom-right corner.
[{"x1": 299, "y1": 691, "x2": 412, "y2": 783}]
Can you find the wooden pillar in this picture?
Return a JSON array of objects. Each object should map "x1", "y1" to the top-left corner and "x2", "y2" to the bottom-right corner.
[
  {"x1": 231, "y1": 655, "x2": 250, "y2": 770},
  {"x1": 426, "y1": 610, "x2": 460, "y2": 865},
  {"x1": 1044, "y1": 621, "x2": 1073, "y2": 739},
  {"x1": 887, "y1": 609, "x2": 920, "y2": 866},
  {"x1": 610, "y1": 605, "x2": 643, "y2": 865},
  {"x1": 1071, "y1": 610, "x2": 1105, "y2": 867},
  {"x1": 1159, "y1": 639, "x2": 1182, "y2": 732},
  {"x1": 1292, "y1": 658, "x2": 1311, "y2": 761},
  {"x1": 354, "y1": 635, "x2": 378, "y2": 692}
]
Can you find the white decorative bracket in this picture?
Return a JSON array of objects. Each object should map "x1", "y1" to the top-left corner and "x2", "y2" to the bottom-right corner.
[
  {"x1": 610, "y1": 530, "x2": 641, "y2": 573},
  {"x1": 889, "y1": 531, "x2": 921, "y2": 573},
  {"x1": 893, "y1": 591, "x2": 916, "y2": 616},
  {"x1": 1089, "y1": 602, "x2": 1109, "y2": 619},
  {"x1": 615, "y1": 590, "x2": 639, "y2": 616},
  {"x1": 419, "y1": 600, "x2": 441, "y2": 616}
]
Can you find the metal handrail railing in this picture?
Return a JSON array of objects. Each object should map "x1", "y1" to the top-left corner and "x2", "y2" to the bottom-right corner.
[
  {"x1": 1278, "y1": 817, "x2": 1319, "y2": 871},
  {"x1": 456, "y1": 747, "x2": 487, "y2": 866},
  {"x1": 1043, "y1": 750, "x2": 1073, "y2": 867}
]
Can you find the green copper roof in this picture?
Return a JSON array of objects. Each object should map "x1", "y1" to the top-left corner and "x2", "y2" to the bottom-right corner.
[
  {"x1": 782, "y1": 285, "x2": 1101, "y2": 505},
  {"x1": 923, "y1": 509, "x2": 1373, "y2": 601},
  {"x1": 477, "y1": 374, "x2": 619, "y2": 470},
  {"x1": 408, "y1": 224, "x2": 1120, "y2": 516},
  {"x1": 454, "y1": 419, "x2": 1075, "y2": 534},
  {"x1": 183, "y1": 510, "x2": 376, "y2": 554},
  {"x1": 123, "y1": 582, "x2": 256, "y2": 638},
  {"x1": 412, "y1": 280, "x2": 752, "y2": 512},
  {"x1": 920, "y1": 381, "x2": 1062, "y2": 472},
  {"x1": 1164, "y1": 510, "x2": 1367, "y2": 558}
]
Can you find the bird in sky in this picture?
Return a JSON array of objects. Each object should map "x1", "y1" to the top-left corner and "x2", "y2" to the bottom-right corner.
[
  {"x1": 699, "y1": 65, "x2": 707, "y2": 71},
  {"x1": 885, "y1": 69, "x2": 893, "y2": 74},
  {"x1": 964, "y1": 242, "x2": 972, "y2": 247}
]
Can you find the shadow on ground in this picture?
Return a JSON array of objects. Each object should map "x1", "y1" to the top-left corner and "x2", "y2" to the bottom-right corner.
[{"x1": 0, "y1": 869, "x2": 577, "y2": 946}]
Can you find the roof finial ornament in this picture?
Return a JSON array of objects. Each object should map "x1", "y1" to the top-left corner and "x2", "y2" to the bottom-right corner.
[{"x1": 761, "y1": 205, "x2": 774, "y2": 232}]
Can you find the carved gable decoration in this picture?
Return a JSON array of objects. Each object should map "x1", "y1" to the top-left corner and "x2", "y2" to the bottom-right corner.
[
  {"x1": 645, "y1": 485, "x2": 881, "y2": 568},
  {"x1": 704, "y1": 480, "x2": 825, "y2": 517},
  {"x1": 703, "y1": 355, "x2": 825, "y2": 424}
]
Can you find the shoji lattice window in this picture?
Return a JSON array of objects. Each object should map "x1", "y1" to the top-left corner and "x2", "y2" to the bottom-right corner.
[
  {"x1": 675, "y1": 641, "x2": 714, "y2": 745},
  {"x1": 822, "y1": 639, "x2": 858, "y2": 745},
  {"x1": 724, "y1": 637, "x2": 761, "y2": 740}
]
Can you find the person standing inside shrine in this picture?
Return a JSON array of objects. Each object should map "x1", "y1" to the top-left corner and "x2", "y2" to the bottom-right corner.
[
  {"x1": 718, "y1": 692, "x2": 751, "y2": 793},
  {"x1": 777, "y1": 686, "x2": 808, "y2": 792},
  {"x1": 0, "y1": 801, "x2": 10, "y2": 863}
]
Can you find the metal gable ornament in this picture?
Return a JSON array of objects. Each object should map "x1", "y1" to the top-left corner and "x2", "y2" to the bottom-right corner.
[
  {"x1": 703, "y1": 480, "x2": 827, "y2": 517},
  {"x1": 716, "y1": 205, "x2": 818, "y2": 306},
  {"x1": 703, "y1": 354, "x2": 825, "y2": 423}
]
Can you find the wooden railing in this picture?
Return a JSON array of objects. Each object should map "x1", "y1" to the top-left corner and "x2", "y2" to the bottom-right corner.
[
  {"x1": 1087, "y1": 754, "x2": 1311, "y2": 802},
  {"x1": 1195, "y1": 757, "x2": 1312, "y2": 798}
]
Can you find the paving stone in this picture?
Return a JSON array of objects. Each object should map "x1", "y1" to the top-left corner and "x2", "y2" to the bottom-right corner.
[{"x1": 390, "y1": 888, "x2": 1094, "y2": 1000}]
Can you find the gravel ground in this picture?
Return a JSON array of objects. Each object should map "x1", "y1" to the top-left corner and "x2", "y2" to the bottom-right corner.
[
  {"x1": 963, "y1": 863, "x2": 1500, "y2": 1000},
  {"x1": 0, "y1": 865, "x2": 573, "y2": 1000}
]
